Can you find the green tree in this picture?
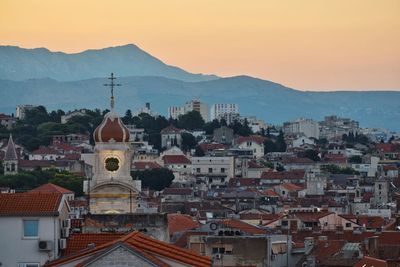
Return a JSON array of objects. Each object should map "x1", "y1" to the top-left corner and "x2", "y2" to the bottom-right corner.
[
  {"x1": 203, "y1": 119, "x2": 220, "y2": 135},
  {"x1": 275, "y1": 131, "x2": 287, "y2": 152},
  {"x1": 132, "y1": 168, "x2": 174, "y2": 191},
  {"x1": 181, "y1": 133, "x2": 197, "y2": 152},
  {"x1": 303, "y1": 149, "x2": 320, "y2": 162},
  {"x1": 178, "y1": 111, "x2": 205, "y2": 130},
  {"x1": 122, "y1": 109, "x2": 133, "y2": 124}
]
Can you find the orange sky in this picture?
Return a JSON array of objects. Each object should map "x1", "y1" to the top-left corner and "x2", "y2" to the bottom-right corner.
[{"x1": 0, "y1": 0, "x2": 399, "y2": 91}]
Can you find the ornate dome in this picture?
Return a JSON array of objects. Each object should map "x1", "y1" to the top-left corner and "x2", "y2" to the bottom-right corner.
[{"x1": 93, "y1": 111, "x2": 130, "y2": 143}]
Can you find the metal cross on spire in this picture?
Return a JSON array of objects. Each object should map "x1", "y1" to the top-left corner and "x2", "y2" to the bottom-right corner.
[{"x1": 103, "y1": 73, "x2": 121, "y2": 110}]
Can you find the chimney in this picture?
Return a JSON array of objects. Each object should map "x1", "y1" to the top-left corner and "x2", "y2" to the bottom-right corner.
[{"x1": 367, "y1": 236, "x2": 379, "y2": 258}]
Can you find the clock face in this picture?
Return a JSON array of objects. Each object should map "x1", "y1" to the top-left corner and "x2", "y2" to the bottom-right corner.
[{"x1": 105, "y1": 157, "x2": 120, "y2": 172}]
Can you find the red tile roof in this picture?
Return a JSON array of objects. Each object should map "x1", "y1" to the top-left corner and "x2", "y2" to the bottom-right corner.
[
  {"x1": 161, "y1": 125, "x2": 182, "y2": 134},
  {"x1": 354, "y1": 256, "x2": 388, "y2": 267},
  {"x1": 162, "y1": 155, "x2": 191, "y2": 164},
  {"x1": 236, "y1": 135, "x2": 265, "y2": 145},
  {"x1": 313, "y1": 240, "x2": 346, "y2": 264},
  {"x1": 46, "y1": 231, "x2": 211, "y2": 267},
  {"x1": 376, "y1": 143, "x2": 400, "y2": 153},
  {"x1": 261, "y1": 189, "x2": 280, "y2": 197},
  {"x1": 292, "y1": 211, "x2": 333, "y2": 222},
  {"x1": 261, "y1": 170, "x2": 305, "y2": 180},
  {"x1": 280, "y1": 183, "x2": 303, "y2": 191},
  {"x1": 282, "y1": 157, "x2": 315, "y2": 164},
  {"x1": 220, "y1": 219, "x2": 267, "y2": 235},
  {"x1": 63, "y1": 233, "x2": 124, "y2": 256},
  {"x1": 63, "y1": 153, "x2": 81, "y2": 160},
  {"x1": 199, "y1": 143, "x2": 225, "y2": 152},
  {"x1": 132, "y1": 161, "x2": 162, "y2": 170},
  {"x1": 168, "y1": 214, "x2": 200, "y2": 236},
  {"x1": 340, "y1": 215, "x2": 385, "y2": 229},
  {"x1": 31, "y1": 146, "x2": 62, "y2": 155},
  {"x1": 0, "y1": 192, "x2": 63, "y2": 216},
  {"x1": 248, "y1": 161, "x2": 263, "y2": 168},
  {"x1": 30, "y1": 183, "x2": 73, "y2": 194}
]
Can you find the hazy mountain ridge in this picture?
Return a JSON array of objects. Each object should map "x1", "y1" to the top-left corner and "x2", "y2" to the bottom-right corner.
[
  {"x1": 0, "y1": 76, "x2": 399, "y2": 131},
  {"x1": 0, "y1": 44, "x2": 218, "y2": 82}
]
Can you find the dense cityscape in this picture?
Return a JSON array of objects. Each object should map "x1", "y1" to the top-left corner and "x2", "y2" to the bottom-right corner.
[{"x1": 0, "y1": 77, "x2": 399, "y2": 266}]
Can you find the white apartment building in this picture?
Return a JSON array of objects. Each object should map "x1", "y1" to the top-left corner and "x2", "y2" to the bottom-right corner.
[
  {"x1": 168, "y1": 99, "x2": 209, "y2": 122},
  {"x1": 191, "y1": 156, "x2": 234, "y2": 188},
  {"x1": 0, "y1": 192, "x2": 70, "y2": 267},
  {"x1": 283, "y1": 118, "x2": 320, "y2": 139},
  {"x1": 210, "y1": 103, "x2": 239, "y2": 124}
]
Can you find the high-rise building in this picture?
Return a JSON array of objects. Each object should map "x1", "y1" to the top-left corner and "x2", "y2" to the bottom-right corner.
[
  {"x1": 283, "y1": 118, "x2": 320, "y2": 139},
  {"x1": 210, "y1": 103, "x2": 239, "y2": 124},
  {"x1": 168, "y1": 99, "x2": 209, "y2": 122}
]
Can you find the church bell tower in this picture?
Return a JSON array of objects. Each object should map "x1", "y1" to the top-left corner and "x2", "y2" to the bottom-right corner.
[{"x1": 87, "y1": 73, "x2": 141, "y2": 214}]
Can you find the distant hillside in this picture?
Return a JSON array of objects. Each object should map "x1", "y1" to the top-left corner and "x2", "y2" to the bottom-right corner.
[
  {"x1": 0, "y1": 44, "x2": 217, "y2": 82},
  {"x1": 0, "y1": 76, "x2": 399, "y2": 131}
]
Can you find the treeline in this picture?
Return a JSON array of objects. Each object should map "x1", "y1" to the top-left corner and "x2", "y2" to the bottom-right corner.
[
  {"x1": 0, "y1": 169, "x2": 84, "y2": 195},
  {"x1": 1, "y1": 106, "x2": 261, "y2": 152}
]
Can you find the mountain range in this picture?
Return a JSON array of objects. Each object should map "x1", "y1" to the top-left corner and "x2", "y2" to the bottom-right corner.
[{"x1": 0, "y1": 44, "x2": 399, "y2": 131}]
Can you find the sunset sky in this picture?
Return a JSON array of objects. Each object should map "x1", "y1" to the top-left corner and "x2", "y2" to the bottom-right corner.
[{"x1": 1, "y1": 0, "x2": 399, "y2": 91}]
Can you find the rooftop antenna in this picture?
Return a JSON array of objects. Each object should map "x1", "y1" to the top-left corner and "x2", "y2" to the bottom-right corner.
[{"x1": 103, "y1": 73, "x2": 121, "y2": 110}]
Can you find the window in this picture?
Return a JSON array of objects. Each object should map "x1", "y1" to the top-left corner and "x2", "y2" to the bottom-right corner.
[
  {"x1": 345, "y1": 223, "x2": 351, "y2": 228},
  {"x1": 221, "y1": 168, "x2": 225, "y2": 173},
  {"x1": 23, "y1": 220, "x2": 39, "y2": 238},
  {"x1": 378, "y1": 184, "x2": 382, "y2": 190},
  {"x1": 208, "y1": 168, "x2": 213, "y2": 173},
  {"x1": 196, "y1": 168, "x2": 201, "y2": 173}
]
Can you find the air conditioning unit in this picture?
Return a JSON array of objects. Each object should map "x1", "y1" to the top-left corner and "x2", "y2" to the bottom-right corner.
[
  {"x1": 61, "y1": 228, "x2": 70, "y2": 238},
  {"x1": 62, "y1": 219, "x2": 71, "y2": 228},
  {"x1": 38, "y1": 240, "x2": 53, "y2": 251},
  {"x1": 59, "y1": 238, "x2": 67, "y2": 250}
]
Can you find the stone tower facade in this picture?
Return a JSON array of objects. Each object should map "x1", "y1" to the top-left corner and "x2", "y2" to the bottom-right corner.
[
  {"x1": 3, "y1": 135, "x2": 18, "y2": 175},
  {"x1": 86, "y1": 74, "x2": 141, "y2": 214}
]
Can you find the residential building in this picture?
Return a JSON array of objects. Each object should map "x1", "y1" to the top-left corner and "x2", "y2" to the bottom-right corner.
[
  {"x1": 283, "y1": 118, "x2": 320, "y2": 139},
  {"x1": 191, "y1": 156, "x2": 234, "y2": 188},
  {"x1": 169, "y1": 99, "x2": 209, "y2": 122},
  {"x1": 16, "y1": 104, "x2": 37, "y2": 119},
  {"x1": 0, "y1": 192, "x2": 70, "y2": 267},
  {"x1": 235, "y1": 136, "x2": 265, "y2": 159},
  {"x1": 0, "y1": 113, "x2": 16, "y2": 129},
  {"x1": 210, "y1": 103, "x2": 239, "y2": 124},
  {"x1": 61, "y1": 109, "x2": 88, "y2": 124},
  {"x1": 213, "y1": 126, "x2": 234, "y2": 145},
  {"x1": 160, "y1": 125, "x2": 183, "y2": 149}
]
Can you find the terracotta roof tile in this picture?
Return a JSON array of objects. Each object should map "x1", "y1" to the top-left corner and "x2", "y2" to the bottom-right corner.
[
  {"x1": 168, "y1": 214, "x2": 200, "y2": 236},
  {"x1": 354, "y1": 256, "x2": 388, "y2": 267},
  {"x1": 161, "y1": 125, "x2": 182, "y2": 134},
  {"x1": 46, "y1": 231, "x2": 211, "y2": 267},
  {"x1": 220, "y1": 219, "x2": 267, "y2": 235},
  {"x1": 261, "y1": 170, "x2": 305, "y2": 180},
  {"x1": 162, "y1": 155, "x2": 191, "y2": 164},
  {"x1": 31, "y1": 146, "x2": 62, "y2": 155},
  {"x1": 30, "y1": 183, "x2": 73, "y2": 194},
  {"x1": 280, "y1": 183, "x2": 303, "y2": 191},
  {"x1": 0, "y1": 192, "x2": 63, "y2": 216},
  {"x1": 63, "y1": 233, "x2": 124, "y2": 256}
]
